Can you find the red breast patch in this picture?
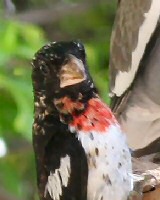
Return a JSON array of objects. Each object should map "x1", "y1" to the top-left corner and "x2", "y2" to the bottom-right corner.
[{"x1": 70, "y1": 98, "x2": 117, "y2": 133}]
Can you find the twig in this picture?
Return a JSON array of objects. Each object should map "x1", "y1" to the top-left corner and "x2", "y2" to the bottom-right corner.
[{"x1": 8, "y1": 1, "x2": 100, "y2": 25}]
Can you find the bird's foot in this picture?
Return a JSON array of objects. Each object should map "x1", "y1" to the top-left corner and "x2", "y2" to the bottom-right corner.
[{"x1": 142, "y1": 174, "x2": 157, "y2": 193}]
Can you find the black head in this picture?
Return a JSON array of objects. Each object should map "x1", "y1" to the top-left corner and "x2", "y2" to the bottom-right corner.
[{"x1": 32, "y1": 41, "x2": 97, "y2": 106}]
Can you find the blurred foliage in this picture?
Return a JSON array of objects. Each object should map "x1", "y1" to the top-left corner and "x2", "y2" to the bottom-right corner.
[
  {"x1": 0, "y1": 1, "x2": 116, "y2": 200},
  {"x1": 0, "y1": 19, "x2": 46, "y2": 200},
  {"x1": 0, "y1": 20, "x2": 46, "y2": 139}
]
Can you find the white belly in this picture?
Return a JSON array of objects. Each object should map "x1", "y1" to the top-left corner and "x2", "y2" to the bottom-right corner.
[{"x1": 77, "y1": 124, "x2": 133, "y2": 200}]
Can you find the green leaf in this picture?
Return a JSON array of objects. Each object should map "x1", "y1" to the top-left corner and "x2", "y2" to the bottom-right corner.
[{"x1": 0, "y1": 73, "x2": 33, "y2": 141}]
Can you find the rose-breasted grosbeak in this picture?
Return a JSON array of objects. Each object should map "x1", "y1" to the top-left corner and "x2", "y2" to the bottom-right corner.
[{"x1": 32, "y1": 41, "x2": 133, "y2": 200}]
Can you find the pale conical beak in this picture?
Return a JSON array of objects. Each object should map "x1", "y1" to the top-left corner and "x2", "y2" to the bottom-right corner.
[{"x1": 60, "y1": 54, "x2": 86, "y2": 88}]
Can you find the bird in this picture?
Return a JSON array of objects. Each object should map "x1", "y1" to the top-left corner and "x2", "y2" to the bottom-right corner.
[
  {"x1": 32, "y1": 41, "x2": 133, "y2": 200},
  {"x1": 109, "y1": 0, "x2": 160, "y2": 158}
]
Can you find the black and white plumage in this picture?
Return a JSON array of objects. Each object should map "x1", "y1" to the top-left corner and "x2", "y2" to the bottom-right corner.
[
  {"x1": 32, "y1": 42, "x2": 88, "y2": 200},
  {"x1": 32, "y1": 41, "x2": 133, "y2": 200},
  {"x1": 110, "y1": 0, "x2": 160, "y2": 156}
]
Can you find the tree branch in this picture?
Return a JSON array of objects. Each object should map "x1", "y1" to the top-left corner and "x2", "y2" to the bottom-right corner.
[{"x1": 9, "y1": 1, "x2": 100, "y2": 25}]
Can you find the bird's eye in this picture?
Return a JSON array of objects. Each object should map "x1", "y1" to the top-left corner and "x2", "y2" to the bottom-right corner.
[
  {"x1": 77, "y1": 42, "x2": 84, "y2": 51},
  {"x1": 39, "y1": 61, "x2": 49, "y2": 76}
]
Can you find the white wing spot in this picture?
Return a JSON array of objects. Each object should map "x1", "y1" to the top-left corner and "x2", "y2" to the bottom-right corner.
[{"x1": 44, "y1": 155, "x2": 71, "y2": 200}]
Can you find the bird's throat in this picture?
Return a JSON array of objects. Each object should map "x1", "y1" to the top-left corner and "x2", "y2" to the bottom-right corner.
[{"x1": 69, "y1": 98, "x2": 117, "y2": 133}]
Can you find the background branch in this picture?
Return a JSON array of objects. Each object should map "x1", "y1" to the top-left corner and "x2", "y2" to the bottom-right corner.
[{"x1": 6, "y1": 1, "x2": 100, "y2": 25}]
